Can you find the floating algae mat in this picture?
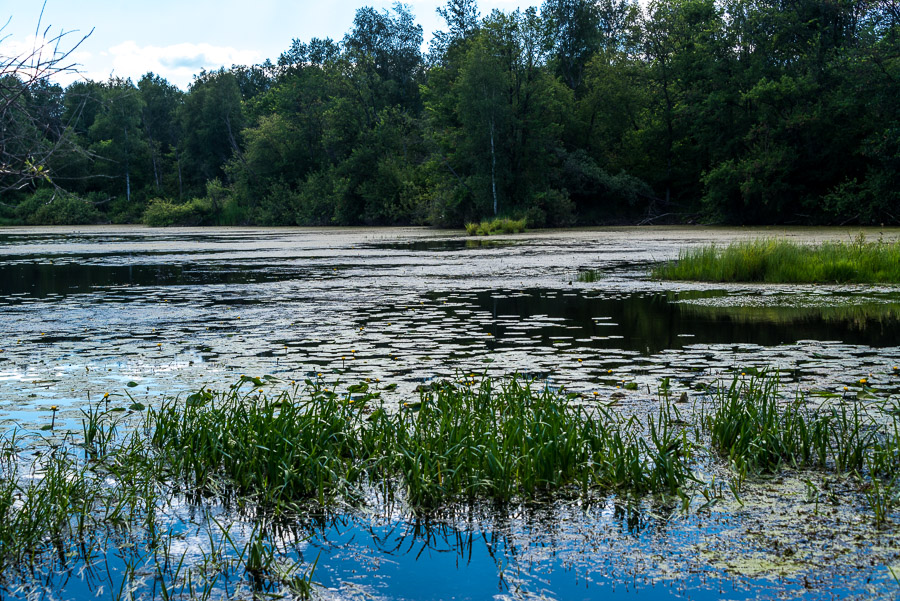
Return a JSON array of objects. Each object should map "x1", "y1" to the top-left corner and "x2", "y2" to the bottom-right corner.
[{"x1": 2, "y1": 226, "x2": 900, "y2": 599}]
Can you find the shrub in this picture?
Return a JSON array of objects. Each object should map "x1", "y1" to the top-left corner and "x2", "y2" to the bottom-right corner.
[
  {"x1": 15, "y1": 189, "x2": 102, "y2": 225},
  {"x1": 142, "y1": 197, "x2": 213, "y2": 227}
]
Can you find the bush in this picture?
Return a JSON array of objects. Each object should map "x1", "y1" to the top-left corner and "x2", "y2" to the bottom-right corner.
[
  {"x1": 15, "y1": 189, "x2": 102, "y2": 225},
  {"x1": 524, "y1": 189, "x2": 576, "y2": 228},
  {"x1": 142, "y1": 197, "x2": 214, "y2": 227}
]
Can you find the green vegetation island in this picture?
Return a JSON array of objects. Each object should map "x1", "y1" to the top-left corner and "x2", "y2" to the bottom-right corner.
[
  {"x1": 2, "y1": 0, "x2": 898, "y2": 228},
  {"x1": 655, "y1": 236, "x2": 900, "y2": 284}
]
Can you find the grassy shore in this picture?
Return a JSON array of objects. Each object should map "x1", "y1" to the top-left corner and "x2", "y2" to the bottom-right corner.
[{"x1": 654, "y1": 236, "x2": 900, "y2": 283}]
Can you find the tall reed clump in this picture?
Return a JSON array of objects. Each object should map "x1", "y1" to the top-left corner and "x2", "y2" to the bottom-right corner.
[
  {"x1": 149, "y1": 379, "x2": 371, "y2": 510},
  {"x1": 705, "y1": 373, "x2": 877, "y2": 474},
  {"x1": 149, "y1": 376, "x2": 695, "y2": 512},
  {"x1": 0, "y1": 441, "x2": 95, "y2": 571},
  {"x1": 379, "y1": 377, "x2": 694, "y2": 508},
  {"x1": 576, "y1": 269, "x2": 604, "y2": 283},
  {"x1": 0, "y1": 426, "x2": 166, "y2": 577},
  {"x1": 654, "y1": 235, "x2": 900, "y2": 283}
]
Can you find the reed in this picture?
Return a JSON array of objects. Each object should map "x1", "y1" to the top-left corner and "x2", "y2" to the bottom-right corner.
[
  {"x1": 576, "y1": 268, "x2": 604, "y2": 282},
  {"x1": 705, "y1": 373, "x2": 879, "y2": 474},
  {"x1": 654, "y1": 235, "x2": 900, "y2": 283},
  {"x1": 149, "y1": 379, "x2": 372, "y2": 509},
  {"x1": 379, "y1": 377, "x2": 693, "y2": 508},
  {"x1": 3, "y1": 371, "x2": 899, "y2": 598}
]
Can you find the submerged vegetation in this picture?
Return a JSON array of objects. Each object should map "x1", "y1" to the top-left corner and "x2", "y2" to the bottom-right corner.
[
  {"x1": 654, "y1": 237, "x2": 900, "y2": 283},
  {"x1": 2, "y1": 371, "x2": 900, "y2": 597}
]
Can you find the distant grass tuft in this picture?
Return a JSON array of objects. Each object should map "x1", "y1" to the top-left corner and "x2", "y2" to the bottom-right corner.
[
  {"x1": 577, "y1": 269, "x2": 604, "y2": 283},
  {"x1": 654, "y1": 235, "x2": 900, "y2": 283},
  {"x1": 465, "y1": 218, "x2": 527, "y2": 236}
]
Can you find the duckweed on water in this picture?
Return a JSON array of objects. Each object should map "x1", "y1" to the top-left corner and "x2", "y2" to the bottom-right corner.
[{"x1": 654, "y1": 236, "x2": 900, "y2": 283}]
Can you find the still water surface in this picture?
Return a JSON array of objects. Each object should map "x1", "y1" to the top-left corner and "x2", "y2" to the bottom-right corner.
[{"x1": 2, "y1": 226, "x2": 899, "y2": 600}]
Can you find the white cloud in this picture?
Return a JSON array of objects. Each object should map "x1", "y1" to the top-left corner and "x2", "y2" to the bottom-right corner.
[{"x1": 103, "y1": 41, "x2": 263, "y2": 89}]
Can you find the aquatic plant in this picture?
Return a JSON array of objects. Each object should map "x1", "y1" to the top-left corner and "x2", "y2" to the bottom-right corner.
[
  {"x1": 380, "y1": 377, "x2": 694, "y2": 508},
  {"x1": 705, "y1": 372, "x2": 889, "y2": 476},
  {"x1": 149, "y1": 375, "x2": 694, "y2": 512},
  {"x1": 3, "y1": 372, "x2": 899, "y2": 599},
  {"x1": 654, "y1": 235, "x2": 900, "y2": 283},
  {"x1": 576, "y1": 268, "x2": 604, "y2": 283},
  {"x1": 464, "y1": 218, "x2": 527, "y2": 236},
  {"x1": 150, "y1": 377, "x2": 373, "y2": 509}
]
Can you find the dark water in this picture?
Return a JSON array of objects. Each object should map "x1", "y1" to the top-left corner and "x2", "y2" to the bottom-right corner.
[
  {"x1": 449, "y1": 289, "x2": 900, "y2": 354},
  {"x1": 3, "y1": 261, "x2": 900, "y2": 352},
  {"x1": 0, "y1": 262, "x2": 295, "y2": 297}
]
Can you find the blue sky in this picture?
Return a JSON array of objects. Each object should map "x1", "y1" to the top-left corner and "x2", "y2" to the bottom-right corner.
[{"x1": 2, "y1": 1, "x2": 542, "y2": 88}]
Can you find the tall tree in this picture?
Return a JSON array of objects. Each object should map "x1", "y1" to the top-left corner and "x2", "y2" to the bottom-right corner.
[
  {"x1": 138, "y1": 73, "x2": 183, "y2": 197},
  {"x1": 178, "y1": 69, "x2": 244, "y2": 197},
  {"x1": 88, "y1": 78, "x2": 148, "y2": 206}
]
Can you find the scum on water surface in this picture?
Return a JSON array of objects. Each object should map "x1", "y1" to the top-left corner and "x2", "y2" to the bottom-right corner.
[{"x1": 2, "y1": 225, "x2": 900, "y2": 600}]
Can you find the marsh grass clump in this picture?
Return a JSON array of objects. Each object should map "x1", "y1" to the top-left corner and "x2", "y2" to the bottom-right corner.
[
  {"x1": 576, "y1": 269, "x2": 604, "y2": 283},
  {"x1": 5, "y1": 372, "x2": 900, "y2": 598},
  {"x1": 705, "y1": 373, "x2": 888, "y2": 475},
  {"x1": 383, "y1": 377, "x2": 695, "y2": 508},
  {"x1": 0, "y1": 411, "x2": 319, "y2": 598},
  {"x1": 654, "y1": 235, "x2": 900, "y2": 283},
  {"x1": 150, "y1": 378, "x2": 375, "y2": 509},
  {"x1": 149, "y1": 375, "x2": 695, "y2": 512},
  {"x1": 0, "y1": 374, "x2": 700, "y2": 599},
  {"x1": 464, "y1": 218, "x2": 527, "y2": 236}
]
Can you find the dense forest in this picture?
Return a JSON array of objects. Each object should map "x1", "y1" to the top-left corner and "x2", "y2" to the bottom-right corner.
[{"x1": 1, "y1": 0, "x2": 899, "y2": 227}]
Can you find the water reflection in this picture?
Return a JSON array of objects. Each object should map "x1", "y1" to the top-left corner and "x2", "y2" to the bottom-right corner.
[
  {"x1": 0, "y1": 263, "x2": 299, "y2": 298},
  {"x1": 437, "y1": 289, "x2": 900, "y2": 354}
]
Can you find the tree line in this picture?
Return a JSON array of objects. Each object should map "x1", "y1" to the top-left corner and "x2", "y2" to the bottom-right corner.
[{"x1": 2, "y1": 0, "x2": 898, "y2": 227}]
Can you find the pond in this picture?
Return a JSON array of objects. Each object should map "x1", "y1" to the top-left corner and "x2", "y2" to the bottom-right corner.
[{"x1": 1, "y1": 225, "x2": 900, "y2": 600}]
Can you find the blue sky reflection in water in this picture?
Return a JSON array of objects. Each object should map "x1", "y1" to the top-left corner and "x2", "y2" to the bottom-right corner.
[{"x1": 1, "y1": 226, "x2": 900, "y2": 600}]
